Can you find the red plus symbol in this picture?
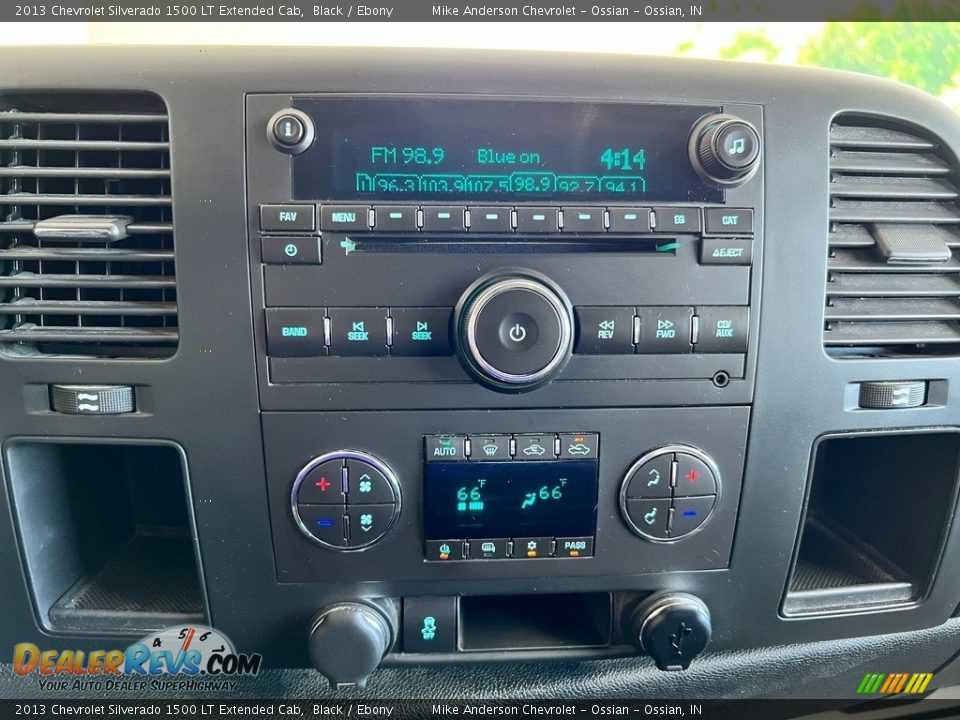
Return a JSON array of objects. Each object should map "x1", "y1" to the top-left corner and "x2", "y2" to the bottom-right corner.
[
  {"x1": 315, "y1": 476, "x2": 332, "y2": 492},
  {"x1": 685, "y1": 469, "x2": 699, "y2": 484}
]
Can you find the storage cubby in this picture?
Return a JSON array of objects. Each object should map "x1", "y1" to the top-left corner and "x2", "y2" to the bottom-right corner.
[
  {"x1": 459, "y1": 593, "x2": 611, "y2": 651},
  {"x1": 4, "y1": 440, "x2": 206, "y2": 633},
  {"x1": 783, "y1": 430, "x2": 960, "y2": 616}
]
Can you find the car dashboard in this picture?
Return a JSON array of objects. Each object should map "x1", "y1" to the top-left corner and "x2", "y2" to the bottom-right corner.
[{"x1": 1, "y1": 46, "x2": 960, "y2": 699}]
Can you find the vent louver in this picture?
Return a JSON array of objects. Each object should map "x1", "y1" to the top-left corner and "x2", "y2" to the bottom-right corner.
[
  {"x1": 825, "y1": 114, "x2": 960, "y2": 357},
  {"x1": 0, "y1": 94, "x2": 176, "y2": 358}
]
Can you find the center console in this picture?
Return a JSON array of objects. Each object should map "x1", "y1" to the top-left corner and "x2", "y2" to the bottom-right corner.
[{"x1": 246, "y1": 93, "x2": 761, "y2": 685}]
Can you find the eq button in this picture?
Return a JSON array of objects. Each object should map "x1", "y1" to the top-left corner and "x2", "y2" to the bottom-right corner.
[{"x1": 654, "y1": 208, "x2": 701, "y2": 233}]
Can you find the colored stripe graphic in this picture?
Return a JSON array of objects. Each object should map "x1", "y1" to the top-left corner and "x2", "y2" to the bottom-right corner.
[{"x1": 858, "y1": 672, "x2": 933, "y2": 694}]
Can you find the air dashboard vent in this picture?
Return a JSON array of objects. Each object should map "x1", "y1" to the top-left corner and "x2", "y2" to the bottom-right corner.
[
  {"x1": 0, "y1": 94, "x2": 176, "y2": 359},
  {"x1": 825, "y1": 114, "x2": 960, "y2": 358}
]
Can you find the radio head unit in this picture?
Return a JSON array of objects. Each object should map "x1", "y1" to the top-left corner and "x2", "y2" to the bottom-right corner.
[{"x1": 247, "y1": 94, "x2": 763, "y2": 408}]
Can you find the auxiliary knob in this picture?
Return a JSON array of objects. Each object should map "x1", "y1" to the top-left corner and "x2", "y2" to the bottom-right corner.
[
  {"x1": 689, "y1": 113, "x2": 761, "y2": 187},
  {"x1": 308, "y1": 602, "x2": 396, "y2": 689},
  {"x1": 627, "y1": 593, "x2": 712, "y2": 672},
  {"x1": 454, "y1": 270, "x2": 574, "y2": 393}
]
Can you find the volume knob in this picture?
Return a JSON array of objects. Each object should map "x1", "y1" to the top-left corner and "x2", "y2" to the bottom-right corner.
[
  {"x1": 454, "y1": 270, "x2": 574, "y2": 393},
  {"x1": 690, "y1": 113, "x2": 761, "y2": 187}
]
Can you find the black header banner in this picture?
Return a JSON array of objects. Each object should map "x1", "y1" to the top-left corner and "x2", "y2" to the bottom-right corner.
[{"x1": 6, "y1": 0, "x2": 960, "y2": 21}]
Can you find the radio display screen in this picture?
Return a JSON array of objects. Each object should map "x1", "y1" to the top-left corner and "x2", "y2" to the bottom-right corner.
[
  {"x1": 423, "y1": 461, "x2": 598, "y2": 540},
  {"x1": 293, "y1": 97, "x2": 724, "y2": 203}
]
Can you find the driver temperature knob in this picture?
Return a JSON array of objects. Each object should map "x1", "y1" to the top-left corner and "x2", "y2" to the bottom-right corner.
[
  {"x1": 627, "y1": 593, "x2": 712, "y2": 671},
  {"x1": 454, "y1": 270, "x2": 574, "y2": 393},
  {"x1": 308, "y1": 602, "x2": 396, "y2": 690}
]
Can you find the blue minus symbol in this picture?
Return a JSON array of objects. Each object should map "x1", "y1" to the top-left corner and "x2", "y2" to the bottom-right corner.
[
  {"x1": 578, "y1": 213, "x2": 591, "y2": 220},
  {"x1": 437, "y1": 212, "x2": 451, "y2": 219},
  {"x1": 624, "y1": 213, "x2": 638, "y2": 221},
  {"x1": 682, "y1": 510, "x2": 698, "y2": 518},
  {"x1": 389, "y1": 212, "x2": 403, "y2": 219},
  {"x1": 532, "y1": 214, "x2": 546, "y2": 221},
  {"x1": 316, "y1": 518, "x2": 336, "y2": 528},
  {"x1": 485, "y1": 213, "x2": 499, "y2": 220}
]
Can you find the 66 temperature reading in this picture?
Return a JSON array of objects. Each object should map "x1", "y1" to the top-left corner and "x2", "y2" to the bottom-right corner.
[{"x1": 521, "y1": 479, "x2": 568, "y2": 510}]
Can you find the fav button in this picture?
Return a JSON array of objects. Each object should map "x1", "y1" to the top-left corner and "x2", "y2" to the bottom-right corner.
[
  {"x1": 390, "y1": 307, "x2": 452, "y2": 357},
  {"x1": 260, "y1": 204, "x2": 316, "y2": 232},
  {"x1": 327, "y1": 307, "x2": 389, "y2": 356}
]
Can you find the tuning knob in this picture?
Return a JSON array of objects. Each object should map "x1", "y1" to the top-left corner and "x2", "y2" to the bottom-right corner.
[
  {"x1": 307, "y1": 602, "x2": 395, "y2": 689},
  {"x1": 454, "y1": 270, "x2": 574, "y2": 393},
  {"x1": 627, "y1": 593, "x2": 712, "y2": 671},
  {"x1": 690, "y1": 113, "x2": 761, "y2": 187}
]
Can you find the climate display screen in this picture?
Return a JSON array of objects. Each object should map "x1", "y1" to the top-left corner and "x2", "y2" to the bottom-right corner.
[
  {"x1": 293, "y1": 97, "x2": 723, "y2": 203},
  {"x1": 423, "y1": 461, "x2": 598, "y2": 540}
]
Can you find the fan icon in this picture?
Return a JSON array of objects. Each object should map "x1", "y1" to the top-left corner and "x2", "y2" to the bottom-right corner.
[{"x1": 358, "y1": 479, "x2": 372, "y2": 493}]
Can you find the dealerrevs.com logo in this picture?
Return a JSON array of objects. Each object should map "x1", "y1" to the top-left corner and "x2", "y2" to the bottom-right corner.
[{"x1": 13, "y1": 625, "x2": 262, "y2": 692}]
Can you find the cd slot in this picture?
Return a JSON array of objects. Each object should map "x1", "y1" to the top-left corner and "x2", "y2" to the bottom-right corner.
[{"x1": 335, "y1": 235, "x2": 679, "y2": 255}]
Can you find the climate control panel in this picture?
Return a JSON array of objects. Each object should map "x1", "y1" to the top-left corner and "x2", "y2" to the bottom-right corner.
[{"x1": 291, "y1": 451, "x2": 401, "y2": 550}]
